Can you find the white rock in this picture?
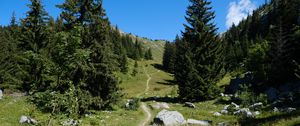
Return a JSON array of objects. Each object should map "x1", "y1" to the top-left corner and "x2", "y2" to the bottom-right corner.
[
  {"x1": 234, "y1": 108, "x2": 254, "y2": 118},
  {"x1": 61, "y1": 119, "x2": 81, "y2": 126},
  {"x1": 285, "y1": 107, "x2": 296, "y2": 113},
  {"x1": 213, "y1": 112, "x2": 222, "y2": 116},
  {"x1": 223, "y1": 105, "x2": 230, "y2": 110},
  {"x1": 153, "y1": 109, "x2": 185, "y2": 126},
  {"x1": 249, "y1": 102, "x2": 263, "y2": 110},
  {"x1": 273, "y1": 107, "x2": 279, "y2": 112},
  {"x1": 19, "y1": 116, "x2": 37, "y2": 124},
  {"x1": 19, "y1": 116, "x2": 28, "y2": 124},
  {"x1": 184, "y1": 102, "x2": 196, "y2": 108},
  {"x1": 221, "y1": 110, "x2": 229, "y2": 114},
  {"x1": 231, "y1": 102, "x2": 240, "y2": 109},
  {"x1": 186, "y1": 119, "x2": 211, "y2": 126},
  {"x1": 220, "y1": 93, "x2": 225, "y2": 97},
  {"x1": 254, "y1": 111, "x2": 261, "y2": 116}
]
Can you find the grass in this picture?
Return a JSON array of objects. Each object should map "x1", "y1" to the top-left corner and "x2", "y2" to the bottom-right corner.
[
  {"x1": 0, "y1": 95, "x2": 145, "y2": 126},
  {"x1": 2, "y1": 39, "x2": 300, "y2": 125}
]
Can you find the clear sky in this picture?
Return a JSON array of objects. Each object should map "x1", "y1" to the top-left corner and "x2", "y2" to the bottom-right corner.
[{"x1": 0, "y1": 0, "x2": 265, "y2": 41}]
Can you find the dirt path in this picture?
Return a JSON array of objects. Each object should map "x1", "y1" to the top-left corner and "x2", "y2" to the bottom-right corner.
[
  {"x1": 138, "y1": 66, "x2": 160, "y2": 126},
  {"x1": 140, "y1": 102, "x2": 152, "y2": 126}
]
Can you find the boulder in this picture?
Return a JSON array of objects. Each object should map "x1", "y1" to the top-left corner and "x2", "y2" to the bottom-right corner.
[
  {"x1": 186, "y1": 119, "x2": 212, "y2": 126},
  {"x1": 0, "y1": 89, "x2": 2, "y2": 99},
  {"x1": 19, "y1": 116, "x2": 38, "y2": 124},
  {"x1": 153, "y1": 109, "x2": 185, "y2": 126},
  {"x1": 151, "y1": 102, "x2": 170, "y2": 109},
  {"x1": 184, "y1": 102, "x2": 196, "y2": 108}
]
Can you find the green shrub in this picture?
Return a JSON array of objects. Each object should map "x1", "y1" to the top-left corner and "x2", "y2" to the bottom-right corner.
[
  {"x1": 237, "y1": 84, "x2": 267, "y2": 107},
  {"x1": 125, "y1": 98, "x2": 140, "y2": 111}
]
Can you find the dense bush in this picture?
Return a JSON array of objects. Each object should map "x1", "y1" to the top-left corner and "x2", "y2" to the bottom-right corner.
[{"x1": 236, "y1": 84, "x2": 268, "y2": 107}]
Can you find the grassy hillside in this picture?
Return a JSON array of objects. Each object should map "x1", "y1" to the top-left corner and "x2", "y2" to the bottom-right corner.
[{"x1": 1, "y1": 35, "x2": 299, "y2": 126}]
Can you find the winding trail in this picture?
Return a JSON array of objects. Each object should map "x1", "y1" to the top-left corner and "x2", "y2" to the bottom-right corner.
[
  {"x1": 138, "y1": 65, "x2": 160, "y2": 126},
  {"x1": 140, "y1": 103, "x2": 152, "y2": 126}
]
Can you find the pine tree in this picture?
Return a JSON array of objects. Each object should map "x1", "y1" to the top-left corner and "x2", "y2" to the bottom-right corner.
[
  {"x1": 132, "y1": 61, "x2": 138, "y2": 76},
  {"x1": 19, "y1": 0, "x2": 51, "y2": 92},
  {"x1": 0, "y1": 12, "x2": 22, "y2": 90},
  {"x1": 132, "y1": 38, "x2": 143, "y2": 60},
  {"x1": 267, "y1": 0, "x2": 299, "y2": 84},
  {"x1": 163, "y1": 41, "x2": 176, "y2": 73},
  {"x1": 20, "y1": 0, "x2": 49, "y2": 52},
  {"x1": 176, "y1": 0, "x2": 224, "y2": 101},
  {"x1": 144, "y1": 48, "x2": 153, "y2": 60},
  {"x1": 120, "y1": 49, "x2": 128, "y2": 73},
  {"x1": 58, "y1": 0, "x2": 120, "y2": 109}
]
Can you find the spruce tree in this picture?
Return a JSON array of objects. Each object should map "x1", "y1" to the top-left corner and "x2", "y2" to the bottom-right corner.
[
  {"x1": 163, "y1": 40, "x2": 176, "y2": 73},
  {"x1": 132, "y1": 61, "x2": 138, "y2": 76},
  {"x1": 144, "y1": 48, "x2": 153, "y2": 60},
  {"x1": 176, "y1": 0, "x2": 224, "y2": 101},
  {"x1": 58, "y1": 0, "x2": 120, "y2": 109},
  {"x1": 120, "y1": 50, "x2": 129, "y2": 73},
  {"x1": 19, "y1": 0, "x2": 52, "y2": 92},
  {"x1": 267, "y1": 0, "x2": 299, "y2": 84}
]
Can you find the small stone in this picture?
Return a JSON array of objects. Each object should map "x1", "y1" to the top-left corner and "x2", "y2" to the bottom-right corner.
[
  {"x1": 223, "y1": 105, "x2": 230, "y2": 110},
  {"x1": 213, "y1": 112, "x2": 222, "y2": 116},
  {"x1": 19, "y1": 116, "x2": 28, "y2": 124},
  {"x1": 184, "y1": 102, "x2": 196, "y2": 108},
  {"x1": 273, "y1": 107, "x2": 279, "y2": 112},
  {"x1": 221, "y1": 110, "x2": 228, "y2": 114},
  {"x1": 231, "y1": 102, "x2": 240, "y2": 109},
  {"x1": 254, "y1": 111, "x2": 260, "y2": 116},
  {"x1": 61, "y1": 119, "x2": 80, "y2": 126},
  {"x1": 19, "y1": 116, "x2": 37, "y2": 124},
  {"x1": 220, "y1": 93, "x2": 225, "y2": 97},
  {"x1": 249, "y1": 102, "x2": 263, "y2": 110},
  {"x1": 234, "y1": 108, "x2": 254, "y2": 118},
  {"x1": 285, "y1": 107, "x2": 296, "y2": 113}
]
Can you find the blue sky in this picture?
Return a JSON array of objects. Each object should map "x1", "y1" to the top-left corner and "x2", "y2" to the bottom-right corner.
[{"x1": 0, "y1": 0, "x2": 265, "y2": 41}]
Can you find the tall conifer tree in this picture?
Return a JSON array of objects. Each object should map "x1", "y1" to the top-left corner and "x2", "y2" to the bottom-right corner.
[{"x1": 175, "y1": 0, "x2": 224, "y2": 101}]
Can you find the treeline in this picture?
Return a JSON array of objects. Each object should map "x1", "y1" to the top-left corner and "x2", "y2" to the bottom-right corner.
[
  {"x1": 0, "y1": 0, "x2": 152, "y2": 117},
  {"x1": 163, "y1": 0, "x2": 300, "y2": 101},
  {"x1": 223, "y1": 0, "x2": 300, "y2": 86}
]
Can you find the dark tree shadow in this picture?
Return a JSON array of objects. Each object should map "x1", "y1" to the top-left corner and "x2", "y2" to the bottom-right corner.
[
  {"x1": 157, "y1": 79, "x2": 177, "y2": 86},
  {"x1": 151, "y1": 63, "x2": 169, "y2": 73},
  {"x1": 141, "y1": 96, "x2": 181, "y2": 103}
]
